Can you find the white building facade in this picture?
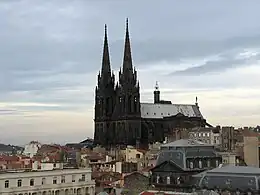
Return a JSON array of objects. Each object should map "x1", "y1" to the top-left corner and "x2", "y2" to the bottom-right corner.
[{"x1": 0, "y1": 168, "x2": 95, "y2": 195}]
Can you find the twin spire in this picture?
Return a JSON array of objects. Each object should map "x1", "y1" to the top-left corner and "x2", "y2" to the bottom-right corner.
[
  {"x1": 100, "y1": 18, "x2": 133, "y2": 84},
  {"x1": 101, "y1": 24, "x2": 111, "y2": 76}
]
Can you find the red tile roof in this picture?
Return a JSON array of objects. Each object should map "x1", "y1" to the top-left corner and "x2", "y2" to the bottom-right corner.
[{"x1": 0, "y1": 155, "x2": 19, "y2": 162}]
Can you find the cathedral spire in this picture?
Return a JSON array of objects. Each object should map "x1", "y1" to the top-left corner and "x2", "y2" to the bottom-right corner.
[
  {"x1": 101, "y1": 24, "x2": 111, "y2": 77},
  {"x1": 122, "y1": 18, "x2": 133, "y2": 74}
]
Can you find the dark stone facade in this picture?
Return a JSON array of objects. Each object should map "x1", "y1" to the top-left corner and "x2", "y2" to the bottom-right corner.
[{"x1": 94, "y1": 20, "x2": 209, "y2": 149}]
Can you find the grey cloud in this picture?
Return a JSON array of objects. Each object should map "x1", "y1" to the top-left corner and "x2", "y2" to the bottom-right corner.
[
  {"x1": 169, "y1": 48, "x2": 260, "y2": 76},
  {"x1": 2, "y1": 0, "x2": 260, "y2": 143}
]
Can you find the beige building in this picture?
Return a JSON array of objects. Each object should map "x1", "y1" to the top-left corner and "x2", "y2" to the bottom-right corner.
[
  {"x1": 0, "y1": 168, "x2": 95, "y2": 195},
  {"x1": 240, "y1": 130, "x2": 259, "y2": 167},
  {"x1": 121, "y1": 146, "x2": 145, "y2": 163},
  {"x1": 188, "y1": 127, "x2": 220, "y2": 145},
  {"x1": 220, "y1": 126, "x2": 259, "y2": 167},
  {"x1": 217, "y1": 152, "x2": 238, "y2": 166}
]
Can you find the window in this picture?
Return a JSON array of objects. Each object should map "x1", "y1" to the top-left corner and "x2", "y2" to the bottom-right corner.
[
  {"x1": 42, "y1": 178, "x2": 46, "y2": 185},
  {"x1": 30, "y1": 179, "x2": 34, "y2": 186},
  {"x1": 53, "y1": 177, "x2": 57, "y2": 184},
  {"x1": 207, "y1": 160, "x2": 211, "y2": 167},
  {"x1": 166, "y1": 176, "x2": 170, "y2": 184},
  {"x1": 156, "y1": 176, "x2": 160, "y2": 183},
  {"x1": 5, "y1": 180, "x2": 9, "y2": 188},
  {"x1": 202, "y1": 133, "x2": 205, "y2": 137},
  {"x1": 190, "y1": 161, "x2": 194, "y2": 169},
  {"x1": 198, "y1": 133, "x2": 201, "y2": 137},
  {"x1": 53, "y1": 163, "x2": 56, "y2": 168},
  {"x1": 17, "y1": 179, "x2": 22, "y2": 187},
  {"x1": 136, "y1": 154, "x2": 141, "y2": 159},
  {"x1": 199, "y1": 160, "x2": 202, "y2": 168},
  {"x1": 216, "y1": 160, "x2": 219, "y2": 167},
  {"x1": 134, "y1": 97, "x2": 137, "y2": 102},
  {"x1": 61, "y1": 175, "x2": 65, "y2": 183},
  {"x1": 72, "y1": 175, "x2": 75, "y2": 182},
  {"x1": 82, "y1": 174, "x2": 85, "y2": 181},
  {"x1": 207, "y1": 133, "x2": 210, "y2": 137}
]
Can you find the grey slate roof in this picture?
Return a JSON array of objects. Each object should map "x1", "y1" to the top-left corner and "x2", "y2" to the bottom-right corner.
[
  {"x1": 207, "y1": 165, "x2": 260, "y2": 175},
  {"x1": 140, "y1": 103, "x2": 203, "y2": 119},
  {"x1": 156, "y1": 139, "x2": 218, "y2": 169}
]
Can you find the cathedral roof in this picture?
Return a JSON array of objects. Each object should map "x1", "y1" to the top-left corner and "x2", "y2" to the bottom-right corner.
[{"x1": 140, "y1": 103, "x2": 203, "y2": 119}]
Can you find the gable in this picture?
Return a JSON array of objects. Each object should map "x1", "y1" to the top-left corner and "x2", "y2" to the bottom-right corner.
[
  {"x1": 151, "y1": 161, "x2": 184, "y2": 172},
  {"x1": 124, "y1": 172, "x2": 148, "y2": 180}
]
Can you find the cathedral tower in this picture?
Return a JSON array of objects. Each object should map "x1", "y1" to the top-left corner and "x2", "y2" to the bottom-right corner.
[{"x1": 94, "y1": 25, "x2": 115, "y2": 146}]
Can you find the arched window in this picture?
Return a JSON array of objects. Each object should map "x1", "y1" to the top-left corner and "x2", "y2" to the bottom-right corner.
[
  {"x1": 30, "y1": 179, "x2": 34, "y2": 186},
  {"x1": 42, "y1": 178, "x2": 46, "y2": 185}
]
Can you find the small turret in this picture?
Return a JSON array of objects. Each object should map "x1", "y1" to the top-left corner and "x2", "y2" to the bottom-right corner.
[{"x1": 195, "y1": 96, "x2": 199, "y2": 108}]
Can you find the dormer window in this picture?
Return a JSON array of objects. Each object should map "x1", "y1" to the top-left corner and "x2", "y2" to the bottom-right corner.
[
  {"x1": 199, "y1": 160, "x2": 202, "y2": 168},
  {"x1": 207, "y1": 160, "x2": 211, "y2": 167},
  {"x1": 166, "y1": 176, "x2": 170, "y2": 184},
  {"x1": 190, "y1": 162, "x2": 194, "y2": 169},
  {"x1": 156, "y1": 176, "x2": 160, "y2": 183}
]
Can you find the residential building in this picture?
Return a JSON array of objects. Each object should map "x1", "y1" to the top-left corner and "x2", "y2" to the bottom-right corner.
[
  {"x1": 193, "y1": 165, "x2": 260, "y2": 193},
  {"x1": 0, "y1": 144, "x2": 18, "y2": 155},
  {"x1": 236, "y1": 128, "x2": 259, "y2": 167},
  {"x1": 150, "y1": 139, "x2": 221, "y2": 191},
  {"x1": 121, "y1": 146, "x2": 146, "y2": 163},
  {"x1": 217, "y1": 152, "x2": 238, "y2": 166},
  {"x1": 122, "y1": 172, "x2": 149, "y2": 194},
  {"x1": 188, "y1": 127, "x2": 220, "y2": 145},
  {"x1": 0, "y1": 167, "x2": 95, "y2": 195}
]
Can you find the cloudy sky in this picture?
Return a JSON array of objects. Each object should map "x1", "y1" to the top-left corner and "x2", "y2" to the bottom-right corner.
[{"x1": 1, "y1": 0, "x2": 260, "y2": 145}]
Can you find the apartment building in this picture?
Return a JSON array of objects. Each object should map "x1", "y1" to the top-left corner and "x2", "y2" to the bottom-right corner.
[
  {"x1": 0, "y1": 168, "x2": 95, "y2": 195},
  {"x1": 188, "y1": 127, "x2": 220, "y2": 145}
]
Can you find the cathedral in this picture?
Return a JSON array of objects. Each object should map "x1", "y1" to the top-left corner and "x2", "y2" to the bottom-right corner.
[{"x1": 94, "y1": 19, "x2": 211, "y2": 149}]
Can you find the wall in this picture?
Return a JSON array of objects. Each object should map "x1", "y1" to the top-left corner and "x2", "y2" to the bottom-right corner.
[
  {"x1": 124, "y1": 147, "x2": 144, "y2": 163},
  {"x1": 243, "y1": 136, "x2": 259, "y2": 167}
]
